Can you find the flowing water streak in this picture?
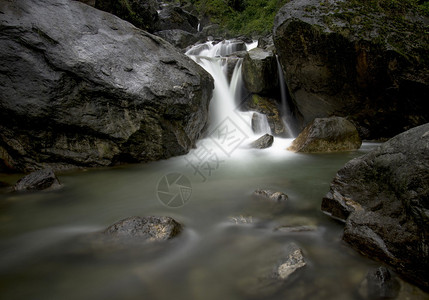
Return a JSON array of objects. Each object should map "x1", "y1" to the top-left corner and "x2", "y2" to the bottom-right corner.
[{"x1": 276, "y1": 55, "x2": 296, "y2": 137}]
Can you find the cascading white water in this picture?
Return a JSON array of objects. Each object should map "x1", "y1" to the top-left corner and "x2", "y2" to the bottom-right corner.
[
  {"x1": 251, "y1": 112, "x2": 272, "y2": 135},
  {"x1": 186, "y1": 41, "x2": 257, "y2": 138},
  {"x1": 186, "y1": 40, "x2": 292, "y2": 156},
  {"x1": 276, "y1": 55, "x2": 296, "y2": 137}
]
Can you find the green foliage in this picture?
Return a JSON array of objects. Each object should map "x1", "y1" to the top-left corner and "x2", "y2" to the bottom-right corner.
[{"x1": 188, "y1": 0, "x2": 290, "y2": 36}]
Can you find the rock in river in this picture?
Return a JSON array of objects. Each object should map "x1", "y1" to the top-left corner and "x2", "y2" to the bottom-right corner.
[
  {"x1": 254, "y1": 189, "x2": 288, "y2": 202},
  {"x1": 288, "y1": 117, "x2": 361, "y2": 152},
  {"x1": 14, "y1": 168, "x2": 61, "y2": 192},
  {"x1": 249, "y1": 134, "x2": 274, "y2": 149},
  {"x1": 104, "y1": 216, "x2": 183, "y2": 242},
  {"x1": 322, "y1": 123, "x2": 429, "y2": 289},
  {"x1": 0, "y1": 0, "x2": 213, "y2": 172}
]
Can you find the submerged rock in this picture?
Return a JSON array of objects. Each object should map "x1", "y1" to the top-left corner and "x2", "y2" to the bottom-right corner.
[
  {"x1": 322, "y1": 123, "x2": 429, "y2": 288},
  {"x1": 249, "y1": 134, "x2": 274, "y2": 149},
  {"x1": 254, "y1": 189, "x2": 288, "y2": 202},
  {"x1": 104, "y1": 216, "x2": 183, "y2": 242},
  {"x1": 14, "y1": 169, "x2": 61, "y2": 192},
  {"x1": 0, "y1": 0, "x2": 213, "y2": 172},
  {"x1": 277, "y1": 244, "x2": 306, "y2": 280},
  {"x1": 288, "y1": 117, "x2": 361, "y2": 152},
  {"x1": 237, "y1": 242, "x2": 307, "y2": 298},
  {"x1": 358, "y1": 266, "x2": 400, "y2": 300},
  {"x1": 273, "y1": 0, "x2": 429, "y2": 139}
]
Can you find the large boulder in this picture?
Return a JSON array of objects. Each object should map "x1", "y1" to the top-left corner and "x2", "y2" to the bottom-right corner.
[
  {"x1": 0, "y1": 0, "x2": 213, "y2": 172},
  {"x1": 288, "y1": 117, "x2": 361, "y2": 152},
  {"x1": 273, "y1": 0, "x2": 429, "y2": 139},
  {"x1": 242, "y1": 47, "x2": 278, "y2": 96},
  {"x1": 322, "y1": 123, "x2": 429, "y2": 288},
  {"x1": 95, "y1": 0, "x2": 159, "y2": 32}
]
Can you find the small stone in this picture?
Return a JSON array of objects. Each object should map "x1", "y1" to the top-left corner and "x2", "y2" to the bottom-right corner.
[
  {"x1": 254, "y1": 189, "x2": 288, "y2": 202},
  {"x1": 277, "y1": 245, "x2": 307, "y2": 280}
]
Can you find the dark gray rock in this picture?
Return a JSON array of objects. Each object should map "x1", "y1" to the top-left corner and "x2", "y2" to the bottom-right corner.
[
  {"x1": 0, "y1": 0, "x2": 213, "y2": 172},
  {"x1": 322, "y1": 123, "x2": 429, "y2": 289},
  {"x1": 273, "y1": 0, "x2": 429, "y2": 139},
  {"x1": 254, "y1": 189, "x2": 288, "y2": 202},
  {"x1": 288, "y1": 117, "x2": 362, "y2": 152},
  {"x1": 358, "y1": 266, "x2": 400, "y2": 300},
  {"x1": 156, "y1": 5, "x2": 199, "y2": 33},
  {"x1": 95, "y1": 0, "x2": 159, "y2": 32},
  {"x1": 14, "y1": 169, "x2": 61, "y2": 192},
  {"x1": 242, "y1": 48, "x2": 278, "y2": 96},
  {"x1": 154, "y1": 29, "x2": 198, "y2": 49},
  {"x1": 249, "y1": 134, "x2": 274, "y2": 149},
  {"x1": 104, "y1": 216, "x2": 183, "y2": 242}
]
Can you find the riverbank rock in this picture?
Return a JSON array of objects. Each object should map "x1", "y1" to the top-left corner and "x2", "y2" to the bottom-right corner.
[
  {"x1": 273, "y1": 0, "x2": 429, "y2": 139},
  {"x1": 0, "y1": 0, "x2": 213, "y2": 172},
  {"x1": 321, "y1": 123, "x2": 429, "y2": 288},
  {"x1": 249, "y1": 134, "x2": 274, "y2": 149},
  {"x1": 242, "y1": 48, "x2": 278, "y2": 96},
  {"x1": 14, "y1": 169, "x2": 61, "y2": 192},
  {"x1": 95, "y1": 0, "x2": 159, "y2": 32},
  {"x1": 254, "y1": 189, "x2": 288, "y2": 202},
  {"x1": 288, "y1": 117, "x2": 361, "y2": 152},
  {"x1": 104, "y1": 216, "x2": 183, "y2": 242}
]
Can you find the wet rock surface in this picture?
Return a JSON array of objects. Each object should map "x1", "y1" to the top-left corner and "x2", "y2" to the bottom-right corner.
[
  {"x1": 358, "y1": 266, "x2": 400, "y2": 300},
  {"x1": 254, "y1": 189, "x2": 288, "y2": 202},
  {"x1": 0, "y1": 0, "x2": 213, "y2": 172},
  {"x1": 104, "y1": 216, "x2": 183, "y2": 242},
  {"x1": 288, "y1": 117, "x2": 362, "y2": 152},
  {"x1": 249, "y1": 134, "x2": 274, "y2": 149},
  {"x1": 14, "y1": 169, "x2": 61, "y2": 192},
  {"x1": 242, "y1": 47, "x2": 278, "y2": 96},
  {"x1": 273, "y1": 0, "x2": 429, "y2": 139},
  {"x1": 322, "y1": 123, "x2": 429, "y2": 288}
]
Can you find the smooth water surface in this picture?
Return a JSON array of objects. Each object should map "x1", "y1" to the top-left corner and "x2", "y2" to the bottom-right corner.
[{"x1": 1, "y1": 141, "x2": 428, "y2": 300}]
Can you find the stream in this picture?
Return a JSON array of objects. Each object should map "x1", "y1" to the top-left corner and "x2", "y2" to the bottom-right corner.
[{"x1": 0, "y1": 40, "x2": 428, "y2": 300}]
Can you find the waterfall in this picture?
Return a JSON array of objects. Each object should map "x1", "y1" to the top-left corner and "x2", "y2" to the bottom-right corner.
[
  {"x1": 276, "y1": 55, "x2": 296, "y2": 137},
  {"x1": 186, "y1": 41, "x2": 257, "y2": 138}
]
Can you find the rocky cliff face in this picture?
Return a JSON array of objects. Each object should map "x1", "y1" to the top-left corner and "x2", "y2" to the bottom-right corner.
[
  {"x1": 322, "y1": 123, "x2": 429, "y2": 288},
  {"x1": 0, "y1": 0, "x2": 213, "y2": 172},
  {"x1": 273, "y1": 0, "x2": 429, "y2": 139}
]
